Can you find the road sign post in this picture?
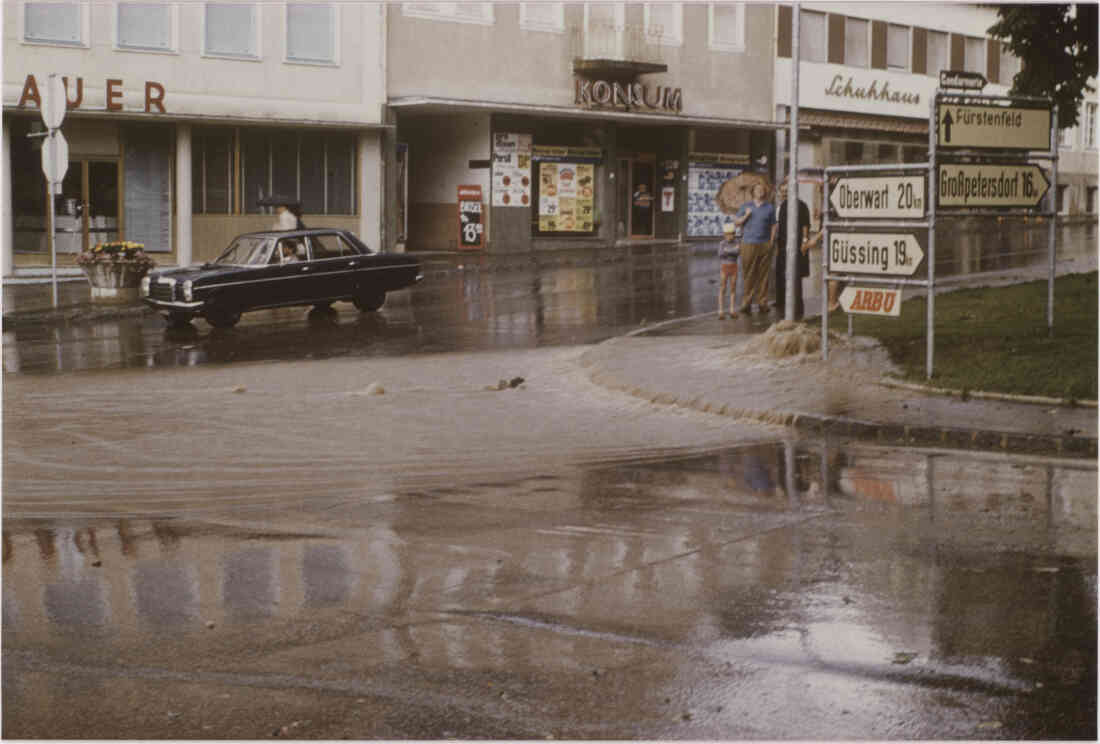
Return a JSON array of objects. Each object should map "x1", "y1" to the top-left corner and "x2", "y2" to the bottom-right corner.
[{"x1": 39, "y1": 73, "x2": 68, "y2": 308}]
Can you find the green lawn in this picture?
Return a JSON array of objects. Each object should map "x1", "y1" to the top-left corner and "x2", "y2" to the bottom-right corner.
[{"x1": 825, "y1": 272, "x2": 1098, "y2": 401}]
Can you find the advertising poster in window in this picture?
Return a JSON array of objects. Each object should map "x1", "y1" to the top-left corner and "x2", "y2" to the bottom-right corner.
[
  {"x1": 457, "y1": 185, "x2": 484, "y2": 249},
  {"x1": 538, "y1": 163, "x2": 595, "y2": 232},
  {"x1": 491, "y1": 133, "x2": 532, "y2": 207},
  {"x1": 687, "y1": 153, "x2": 748, "y2": 237}
]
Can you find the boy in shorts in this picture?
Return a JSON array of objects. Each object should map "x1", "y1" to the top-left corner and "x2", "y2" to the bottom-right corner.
[{"x1": 717, "y1": 223, "x2": 741, "y2": 319}]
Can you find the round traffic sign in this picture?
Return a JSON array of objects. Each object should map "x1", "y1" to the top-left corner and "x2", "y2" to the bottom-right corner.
[
  {"x1": 41, "y1": 74, "x2": 67, "y2": 130},
  {"x1": 41, "y1": 130, "x2": 69, "y2": 185}
]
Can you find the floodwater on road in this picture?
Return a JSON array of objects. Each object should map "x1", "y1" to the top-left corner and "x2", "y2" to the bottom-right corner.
[
  {"x1": 4, "y1": 437, "x2": 1095, "y2": 740},
  {"x1": 3, "y1": 220, "x2": 1095, "y2": 375}
]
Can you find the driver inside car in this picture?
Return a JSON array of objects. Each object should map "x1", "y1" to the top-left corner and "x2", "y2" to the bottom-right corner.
[{"x1": 278, "y1": 242, "x2": 299, "y2": 264}]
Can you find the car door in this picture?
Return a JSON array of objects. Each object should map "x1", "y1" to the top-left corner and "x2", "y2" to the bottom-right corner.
[
  {"x1": 268, "y1": 236, "x2": 315, "y2": 306},
  {"x1": 305, "y1": 233, "x2": 360, "y2": 302}
]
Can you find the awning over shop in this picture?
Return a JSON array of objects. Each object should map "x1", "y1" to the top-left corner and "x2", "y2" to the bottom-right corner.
[
  {"x1": 388, "y1": 96, "x2": 787, "y2": 132},
  {"x1": 791, "y1": 108, "x2": 928, "y2": 135}
]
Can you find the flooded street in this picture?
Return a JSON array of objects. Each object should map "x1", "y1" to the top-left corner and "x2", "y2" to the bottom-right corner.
[{"x1": 3, "y1": 438, "x2": 1095, "y2": 739}]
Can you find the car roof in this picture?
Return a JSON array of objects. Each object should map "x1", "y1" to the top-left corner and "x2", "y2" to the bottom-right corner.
[{"x1": 239, "y1": 229, "x2": 351, "y2": 238}]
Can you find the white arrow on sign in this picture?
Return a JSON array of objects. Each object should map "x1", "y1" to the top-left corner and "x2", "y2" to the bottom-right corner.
[
  {"x1": 938, "y1": 163, "x2": 1050, "y2": 208},
  {"x1": 838, "y1": 286, "x2": 902, "y2": 317},
  {"x1": 829, "y1": 233, "x2": 924, "y2": 275},
  {"x1": 41, "y1": 130, "x2": 69, "y2": 186},
  {"x1": 829, "y1": 175, "x2": 926, "y2": 219},
  {"x1": 41, "y1": 74, "x2": 67, "y2": 130}
]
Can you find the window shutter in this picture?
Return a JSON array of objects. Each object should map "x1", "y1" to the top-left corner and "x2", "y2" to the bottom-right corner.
[
  {"x1": 912, "y1": 27, "x2": 926, "y2": 74},
  {"x1": 827, "y1": 14, "x2": 845, "y2": 64},
  {"x1": 871, "y1": 20, "x2": 886, "y2": 69},
  {"x1": 950, "y1": 33, "x2": 964, "y2": 70},
  {"x1": 777, "y1": 5, "x2": 791, "y2": 58},
  {"x1": 986, "y1": 38, "x2": 999, "y2": 84}
]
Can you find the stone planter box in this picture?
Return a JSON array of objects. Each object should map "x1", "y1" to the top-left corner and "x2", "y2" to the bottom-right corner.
[{"x1": 81, "y1": 261, "x2": 150, "y2": 303}]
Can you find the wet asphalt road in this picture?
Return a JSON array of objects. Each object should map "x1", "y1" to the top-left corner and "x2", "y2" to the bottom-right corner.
[{"x1": 3, "y1": 225, "x2": 1097, "y2": 738}]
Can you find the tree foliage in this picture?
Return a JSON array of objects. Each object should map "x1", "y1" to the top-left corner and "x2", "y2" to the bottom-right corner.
[{"x1": 987, "y1": 3, "x2": 1097, "y2": 129}]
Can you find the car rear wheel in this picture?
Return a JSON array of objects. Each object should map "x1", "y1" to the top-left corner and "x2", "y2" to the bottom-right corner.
[
  {"x1": 205, "y1": 305, "x2": 241, "y2": 329},
  {"x1": 353, "y1": 288, "x2": 386, "y2": 312}
]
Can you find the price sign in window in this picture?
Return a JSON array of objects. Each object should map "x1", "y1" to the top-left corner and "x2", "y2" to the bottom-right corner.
[{"x1": 458, "y1": 184, "x2": 484, "y2": 249}]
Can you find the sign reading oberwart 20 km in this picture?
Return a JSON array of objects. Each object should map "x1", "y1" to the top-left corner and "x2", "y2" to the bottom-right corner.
[
  {"x1": 938, "y1": 103, "x2": 1051, "y2": 150},
  {"x1": 829, "y1": 174, "x2": 925, "y2": 219}
]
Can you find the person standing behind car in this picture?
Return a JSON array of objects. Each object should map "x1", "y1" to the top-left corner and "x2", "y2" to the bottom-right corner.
[
  {"x1": 733, "y1": 183, "x2": 778, "y2": 314},
  {"x1": 774, "y1": 180, "x2": 811, "y2": 320},
  {"x1": 272, "y1": 203, "x2": 297, "y2": 231}
]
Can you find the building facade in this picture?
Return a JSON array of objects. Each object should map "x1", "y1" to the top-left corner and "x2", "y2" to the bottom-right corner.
[
  {"x1": 772, "y1": 2, "x2": 1097, "y2": 221},
  {"x1": 387, "y1": 2, "x2": 782, "y2": 252},
  {"x1": 2, "y1": 1, "x2": 388, "y2": 279}
]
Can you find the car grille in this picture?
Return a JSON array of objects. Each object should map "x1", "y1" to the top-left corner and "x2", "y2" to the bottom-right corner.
[{"x1": 150, "y1": 280, "x2": 175, "y2": 302}]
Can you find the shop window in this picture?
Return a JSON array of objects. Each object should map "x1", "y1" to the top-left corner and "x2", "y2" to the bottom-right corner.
[
  {"x1": 708, "y1": 3, "x2": 744, "y2": 53},
  {"x1": 926, "y1": 30, "x2": 948, "y2": 77},
  {"x1": 8, "y1": 119, "x2": 48, "y2": 253},
  {"x1": 204, "y1": 3, "x2": 259, "y2": 59},
  {"x1": 963, "y1": 36, "x2": 984, "y2": 74},
  {"x1": 1085, "y1": 102, "x2": 1097, "y2": 150},
  {"x1": 117, "y1": 2, "x2": 175, "y2": 52},
  {"x1": 533, "y1": 159, "x2": 598, "y2": 236},
  {"x1": 1056, "y1": 185, "x2": 1067, "y2": 214},
  {"x1": 193, "y1": 130, "x2": 233, "y2": 214},
  {"x1": 797, "y1": 9, "x2": 826, "y2": 63},
  {"x1": 401, "y1": 3, "x2": 494, "y2": 26},
  {"x1": 645, "y1": 3, "x2": 682, "y2": 46},
  {"x1": 519, "y1": 2, "x2": 564, "y2": 32},
  {"x1": 886, "y1": 24, "x2": 908, "y2": 71},
  {"x1": 241, "y1": 130, "x2": 356, "y2": 215},
  {"x1": 286, "y1": 3, "x2": 337, "y2": 64},
  {"x1": 24, "y1": 1, "x2": 84, "y2": 46},
  {"x1": 844, "y1": 17, "x2": 869, "y2": 68},
  {"x1": 902, "y1": 146, "x2": 926, "y2": 163},
  {"x1": 878, "y1": 144, "x2": 898, "y2": 162},
  {"x1": 1000, "y1": 43, "x2": 1021, "y2": 86},
  {"x1": 124, "y1": 127, "x2": 173, "y2": 253},
  {"x1": 1086, "y1": 187, "x2": 1096, "y2": 214},
  {"x1": 583, "y1": 3, "x2": 623, "y2": 60}
]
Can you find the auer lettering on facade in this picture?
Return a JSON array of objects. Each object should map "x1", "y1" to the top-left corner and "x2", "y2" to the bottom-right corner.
[
  {"x1": 17, "y1": 74, "x2": 166, "y2": 114},
  {"x1": 574, "y1": 79, "x2": 683, "y2": 113},
  {"x1": 825, "y1": 74, "x2": 920, "y2": 106}
]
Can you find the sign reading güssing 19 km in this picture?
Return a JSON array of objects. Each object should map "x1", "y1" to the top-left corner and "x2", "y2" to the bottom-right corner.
[{"x1": 829, "y1": 174, "x2": 926, "y2": 219}]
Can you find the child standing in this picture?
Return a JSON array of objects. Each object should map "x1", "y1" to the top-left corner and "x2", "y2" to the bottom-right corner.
[{"x1": 717, "y1": 223, "x2": 741, "y2": 319}]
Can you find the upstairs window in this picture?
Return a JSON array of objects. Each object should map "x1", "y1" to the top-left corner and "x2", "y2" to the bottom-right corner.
[
  {"x1": 204, "y1": 2, "x2": 259, "y2": 59},
  {"x1": 886, "y1": 23, "x2": 908, "y2": 71},
  {"x1": 1085, "y1": 102, "x2": 1097, "y2": 150},
  {"x1": 926, "y1": 29, "x2": 948, "y2": 77},
  {"x1": 24, "y1": 1, "x2": 84, "y2": 46},
  {"x1": 708, "y1": 2, "x2": 744, "y2": 53},
  {"x1": 117, "y1": 2, "x2": 175, "y2": 52},
  {"x1": 645, "y1": 2, "x2": 682, "y2": 46},
  {"x1": 799, "y1": 9, "x2": 826, "y2": 63},
  {"x1": 844, "y1": 17, "x2": 869, "y2": 68},
  {"x1": 401, "y1": 2, "x2": 494, "y2": 26},
  {"x1": 286, "y1": 3, "x2": 337, "y2": 64},
  {"x1": 963, "y1": 35, "x2": 984, "y2": 74},
  {"x1": 583, "y1": 3, "x2": 624, "y2": 59},
  {"x1": 519, "y1": 2, "x2": 564, "y2": 32},
  {"x1": 1000, "y1": 43, "x2": 1021, "y2": 86}
]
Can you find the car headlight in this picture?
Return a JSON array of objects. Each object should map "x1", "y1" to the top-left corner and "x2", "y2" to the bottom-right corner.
[
  {"x1": 183, "y1": 280, "x2": 193, "y2": 301},
  {"x1": 140, "y1": 276, "x2": 151, "y2": 296}
]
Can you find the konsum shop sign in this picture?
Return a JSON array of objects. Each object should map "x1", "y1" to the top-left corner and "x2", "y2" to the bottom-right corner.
[{"x1": 574, "y1": 79, "x2": 683, "y2": 113}]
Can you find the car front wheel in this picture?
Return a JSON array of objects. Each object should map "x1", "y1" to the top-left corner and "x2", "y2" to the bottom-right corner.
[
  {"x1": 166, "y1": 312, "x2": 193, "y2": 327},
  {"x1": 353, "y1": 288, "x2": 386, "y2": 312},
  {"x1": 205, "y1": 305, "x2": 241, "y2": 328}
]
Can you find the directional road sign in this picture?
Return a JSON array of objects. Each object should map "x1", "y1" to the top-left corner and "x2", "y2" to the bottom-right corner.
[
  {"x1": 829, "y1": 174, "x2": 926, "y2": 219},
  {"x1": 939, "y1": 70, "x2": 987, "y2": 91},
  {"x1": 829, "y1": 232, "x2": 924, "y2": 275},
  {"x1": 839, "y1": 286, "x2": 902, "y2": 317},
  {"x1": 937, "y1": 102, "x2": 1051, "y2": 150},
  {"x1": 41, "y1": 130, "x2": 69, "y2": 187},
  {"x1": 938, "y1": 163, "x2": 1050, "y2": 208}
]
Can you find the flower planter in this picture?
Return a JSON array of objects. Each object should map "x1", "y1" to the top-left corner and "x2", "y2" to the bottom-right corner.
[{"x1": 81, "y1": 261, "x2": 150, "y2": 303}]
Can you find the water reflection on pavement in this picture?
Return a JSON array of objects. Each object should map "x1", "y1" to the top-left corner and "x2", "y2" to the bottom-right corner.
[{"x1": 4, "y1": 438, "x2": 1094, "y2": 739}]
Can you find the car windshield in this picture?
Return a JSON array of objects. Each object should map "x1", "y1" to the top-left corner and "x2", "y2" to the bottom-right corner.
[{"x1": 214, "y1": 236, "x2": 274, "y2": 266}]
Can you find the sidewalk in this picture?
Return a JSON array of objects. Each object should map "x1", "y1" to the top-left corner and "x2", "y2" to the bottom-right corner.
[{"x1": 580, "y1": 313, "x2": 1097, "y2": 458}]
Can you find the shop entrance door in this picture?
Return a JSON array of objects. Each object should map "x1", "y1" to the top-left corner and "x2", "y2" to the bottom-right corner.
[
  {"x1": 53, "y1": 159, "x2": 121, "y2": 253},
  {"x1": 618, "y1": 156, "x2": 655, "y2": 238}
]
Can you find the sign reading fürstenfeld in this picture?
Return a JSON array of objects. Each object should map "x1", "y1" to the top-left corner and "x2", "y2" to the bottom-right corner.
[{"x1": 937, "y1": 103, "x2": 1051, "y2": 150}]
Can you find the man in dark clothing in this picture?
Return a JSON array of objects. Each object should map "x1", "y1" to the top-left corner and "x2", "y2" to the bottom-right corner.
[{"x1": 773, "y1": 181, "x2": 812, "y2": 320}]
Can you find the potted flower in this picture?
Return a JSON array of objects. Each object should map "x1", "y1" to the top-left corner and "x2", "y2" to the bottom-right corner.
[{"x1": 76, "y1": 240, "x2": 157, "y2": 302}]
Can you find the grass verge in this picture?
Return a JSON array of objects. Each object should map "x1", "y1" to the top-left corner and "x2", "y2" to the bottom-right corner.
[{"x1": 825, "y1": 272, "x2": 1098, "y2": 401}]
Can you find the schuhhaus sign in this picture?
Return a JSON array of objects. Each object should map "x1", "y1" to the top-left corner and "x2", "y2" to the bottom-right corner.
[
  {"x1": 17, "y1": 74, "x2": 166, "y2": 113},
  {"x1": 574, "y1": 79, "x2": 683, "y2": 113},
  {"x1": 825, "y1": 74, "x2": 921, "y2": 106}
]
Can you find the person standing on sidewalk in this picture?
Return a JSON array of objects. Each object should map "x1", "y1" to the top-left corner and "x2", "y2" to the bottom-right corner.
[
  {"x1": 716, "y1": 223, "x2": 741, "y2": 319},
  {"x1": 733, "y1": 183, "x2": 778, "y2": 314},
  {"x1": 773, "y1": 181, "x2": 811, "y2": 320}
]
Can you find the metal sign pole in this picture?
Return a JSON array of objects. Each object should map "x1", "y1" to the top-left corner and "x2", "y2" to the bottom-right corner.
[
  {"x1": 927, "y1": 93, "x2": 938, "y2": 380},
  {"x1": 821, "y1": 168, "x2": 829, "y2": 360},
  {"x1": 1048, "y1": 105, "x2": 1059, "y2": 334},
  {"x1": 785, "y1": 3, "x2": 800, "y2": 322},
  {"x1": 48, "y1": 172, "x2": 58, "y2": 307}
]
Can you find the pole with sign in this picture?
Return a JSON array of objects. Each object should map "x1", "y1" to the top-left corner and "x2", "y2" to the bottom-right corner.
[{"x1": 40, "y1": 74, "x2": 68, "y2": 307}]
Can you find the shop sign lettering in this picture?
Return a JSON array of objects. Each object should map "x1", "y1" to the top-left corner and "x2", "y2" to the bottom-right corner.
[
  {"x1": 825, "y1": 74, "x2": 920, "y2": 106},
  {"x1": 574, "y1": 79, "x2": 683, "y2": 113},
  {"x1": 17, "y1": 74, "x2": 166, "y2": 114}
]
